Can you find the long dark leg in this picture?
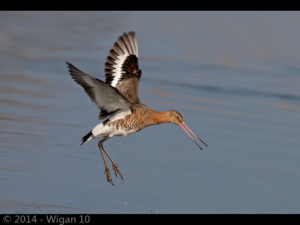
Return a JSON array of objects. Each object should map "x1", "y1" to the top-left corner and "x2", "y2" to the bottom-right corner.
[
  {"x1": 102, "y1": 148, "x2": 124, "y2": 180},
  {"x1": 98, "y1": 137, "x2": 114, "y2": 186}
]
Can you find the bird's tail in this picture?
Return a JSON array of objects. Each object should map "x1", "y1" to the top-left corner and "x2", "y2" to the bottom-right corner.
[{"x1": 81, "y1": 130, "x2": 93, "y2": 145}]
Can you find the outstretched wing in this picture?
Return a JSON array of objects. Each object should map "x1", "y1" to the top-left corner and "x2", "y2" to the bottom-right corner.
[
  {"x1": 105, "y1": 31, "x2": 142, "y2": 105},
  {"x1": 66, "y1": 61, "x2": 131, "y2": 120}
]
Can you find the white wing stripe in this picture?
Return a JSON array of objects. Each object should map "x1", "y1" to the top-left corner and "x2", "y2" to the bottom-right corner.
[
  {"x1": 111, "y1": 54, "x2": 127, "y2": 87},
  {"x1": 105, "y1": 32, "x2": 139, "y2": 87}
]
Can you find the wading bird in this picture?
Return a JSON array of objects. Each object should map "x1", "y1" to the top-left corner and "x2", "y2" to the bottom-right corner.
[{"x1": 66, "y1": 32, "x2": 207, "y2": 186}]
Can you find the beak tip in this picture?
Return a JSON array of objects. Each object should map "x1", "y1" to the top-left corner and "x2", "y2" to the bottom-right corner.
[{"x1": 180, "y1": 122, "x2": 208, "y2": 150}]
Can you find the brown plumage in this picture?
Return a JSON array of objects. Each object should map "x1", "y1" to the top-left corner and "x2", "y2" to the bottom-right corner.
[
  {"x1": 105, "y1": 32, "x2": 141, "y2": 105},
  {"x1": 67, "y1": 31, "x2": 207, "y2": 186}
]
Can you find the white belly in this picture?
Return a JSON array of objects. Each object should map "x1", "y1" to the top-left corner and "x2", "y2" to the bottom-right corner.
[
  {"x1": 92, "y1": 122, "x2": 137, "y2": 138},
  {"x1": 92, "y1": 109, "x2": 134, "y2": 138}
]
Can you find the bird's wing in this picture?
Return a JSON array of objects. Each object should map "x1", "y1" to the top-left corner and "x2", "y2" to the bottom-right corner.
[
  {"x1": 66, "y1": 62, "x2": 131, "y2": 120},
  {"x1": 105, "y1": 31, "x2": 142, "y2": 105}
]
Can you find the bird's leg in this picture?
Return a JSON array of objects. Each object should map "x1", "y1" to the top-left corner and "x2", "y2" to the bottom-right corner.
[
  {"x1": 102, "y1": 148, "x2": 124, "y2": 180},
  {"x1": 98, "y1": 137, "x2": 114, "y2": 186}
]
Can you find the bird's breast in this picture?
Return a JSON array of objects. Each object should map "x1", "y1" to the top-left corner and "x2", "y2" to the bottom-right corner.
[
  {"x1": 105, "y1": 105, "x2": 158, "y2": 137},
  {"x1": 105, "y1": 117, "x2": 135, "y2": 136},
  {"x1": 108, "y1": 122, "x2": 139, "y2": 137},
  {"x1": 107, "y1": 111, "x2": 146, "y2": 135}
]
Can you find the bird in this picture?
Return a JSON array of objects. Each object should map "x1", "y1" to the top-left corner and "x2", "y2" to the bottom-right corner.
[{"x1": 66, "y1": 31, "x2": 207, "y2": 186}]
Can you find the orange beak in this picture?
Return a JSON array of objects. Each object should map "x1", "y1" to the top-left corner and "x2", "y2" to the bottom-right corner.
[{"x1": 178, "y1": 121, "x2": 207, "y2": 150}]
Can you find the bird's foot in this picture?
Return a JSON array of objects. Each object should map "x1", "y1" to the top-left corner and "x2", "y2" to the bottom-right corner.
[
  {"x1": 112, "y1": 162, "x2": 124, "y2": 180},
  {"x1": 104, "y1": 167, "x2": 114, "y2": 186}
]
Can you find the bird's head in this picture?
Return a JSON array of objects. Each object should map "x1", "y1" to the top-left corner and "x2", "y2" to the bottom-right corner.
[
  {"x1": 168, "y1": 110, "x2": 207, "y2": 150},
  {"x1": 168, "y1": 110, "x2": 184, "y2": 125}
]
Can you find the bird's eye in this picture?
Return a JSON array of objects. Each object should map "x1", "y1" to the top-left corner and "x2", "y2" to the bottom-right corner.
[{"x1": 176, "y1": 115, "x2": 180, "y2": 119}]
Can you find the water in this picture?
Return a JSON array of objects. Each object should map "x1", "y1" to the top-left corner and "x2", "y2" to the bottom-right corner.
[{"x1": 1, "y1": 11, "x2": 300, "y2": 213}]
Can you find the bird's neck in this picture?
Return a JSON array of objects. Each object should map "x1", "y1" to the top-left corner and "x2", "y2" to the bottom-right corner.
[{"x1": 149, "y1": 110, "x2": 171, "y2": 125}]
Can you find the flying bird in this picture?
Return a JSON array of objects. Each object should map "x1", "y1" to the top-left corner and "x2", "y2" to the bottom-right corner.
[{"x1": 66, "y1": 31, "x2": 207, "y2": 186}]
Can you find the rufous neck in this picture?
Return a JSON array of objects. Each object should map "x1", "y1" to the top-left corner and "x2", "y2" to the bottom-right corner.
[{"x1": 149, "y1": 110, "x2": 171, "y2": 125}]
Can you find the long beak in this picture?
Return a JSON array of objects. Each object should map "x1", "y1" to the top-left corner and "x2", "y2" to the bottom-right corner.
[{"x1": 178, "y1": 121, "x2": 207, "y2": 150}]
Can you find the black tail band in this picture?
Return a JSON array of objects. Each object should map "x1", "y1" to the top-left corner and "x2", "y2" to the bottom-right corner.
[{"x1": 81, "y1": 130, "x2": 93, "y2": 145}]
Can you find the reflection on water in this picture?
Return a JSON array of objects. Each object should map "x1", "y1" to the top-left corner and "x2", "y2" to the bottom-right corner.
[
  {"x1": 1, "y1": 11, "x2": 300, "y2": 213},
  {"x1": 266, "y1": 102, "x2": 300, "y2": 112}
]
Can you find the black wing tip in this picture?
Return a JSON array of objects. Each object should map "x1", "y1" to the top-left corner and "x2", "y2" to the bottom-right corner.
[
  {"x1": 65, "y1": 61, "x2": 75, "y2": 74},
  {"x1": 65, "y1": 60, "x2": 72, "y2": 67},
  {"x1": 126, "y1": 31, "x2": 136, "y2": 36},
  {"x1": 65, "y1": 61, "x2": 76, "y2": 71},
  {"x1": 65, "y1": 61, "x2": 89, "y2": 80},
  {"x1": 120, "y1": 31, "x2": 135, "y2": 37},
  {"x1": 65, "y1": 61, "x2": 80, "y2": 81}
]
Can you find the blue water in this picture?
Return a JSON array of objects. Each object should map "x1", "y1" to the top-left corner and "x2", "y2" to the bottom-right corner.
[{"x1": 1, "y1": 11, "x2": 300, "y2": 213}]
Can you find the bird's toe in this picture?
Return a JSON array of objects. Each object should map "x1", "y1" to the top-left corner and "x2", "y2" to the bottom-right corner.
[
  {"x1": 104, "y1": 167, "x2": 114, "y2": 186},
  {"x1": 112, "y1": 163, "x2": 124, "y2": 180}
]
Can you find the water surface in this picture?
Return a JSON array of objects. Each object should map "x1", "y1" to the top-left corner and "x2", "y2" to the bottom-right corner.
[{"x1": 1, "y1": 11, "x2": 300, "y2": 213}]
